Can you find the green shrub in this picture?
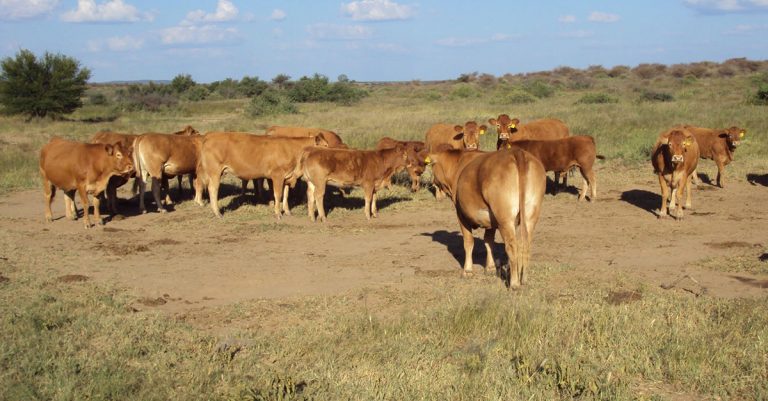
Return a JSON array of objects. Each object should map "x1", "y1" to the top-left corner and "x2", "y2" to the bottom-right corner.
[
  {"x1": 638, "y1": 90, "x2": 674, "y2": 102},
  {"x1": 325, "y1": 82, "x2": 368, "y2": 106},
  {"x1": 422, "y1": 91, "x2": 442, "y2": 101},
  {"x1": 246, "y1": 89, "x2": 297, "y2": 117},
  {"x1": 748, "y1": 83, "x2": 768, "y2": 105},
  {"x1": 522, "y1": 80, "x2": 555, "y2": 98},
  {"x1": 185, "y1": 86, "x2": 209, "y2": 102},
  {"x1": 450, "y1": 84, "x2": 479, "y2": 99},
  {"x1": 575, "y1": 93, "x2": 618, "y2": 104},
  {"x1": 88, "y1": 93, "x2": 108, "y2": 105}
]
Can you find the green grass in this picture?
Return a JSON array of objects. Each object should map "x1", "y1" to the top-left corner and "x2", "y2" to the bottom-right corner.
[{"x1": 1, "y1": 264, "x2": 766, "y2": 400}]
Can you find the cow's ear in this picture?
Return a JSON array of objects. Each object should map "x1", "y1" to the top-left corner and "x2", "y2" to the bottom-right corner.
[
  {"x1": 479, "y1": 124, "x2": 487, "y2": 135},
  {"x1": 452, "y1": 132, "x2": 464, "y2": 141},
  {"x1": 488, "y1": 118, "x2": 498, "y2": 126},
  {"x1": 718, "y1": 132, "x2": 729, "y2": 138},
  {"x1": 104, "y1": 144, "x2": 114, "y2": 155},
  {"x1": 314, "y1": 134, "x2": 328, "y2": 146},
  {"x1": 659, "y1": 137, "x2": 669, "y2": 145},
  {"x1": 454, "y1": 125, "x2": 463, "y2": 133}
]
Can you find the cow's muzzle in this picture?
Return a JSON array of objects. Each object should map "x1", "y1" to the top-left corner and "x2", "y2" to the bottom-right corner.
[
  {"x1": 466, "y1": 144, "x2": 478, "y2": 150},
  {"x1": 671, "y1": 155, "x2": 684, "y2": 163},
  {"x1": 731, "y1": 141, "x2": 740, "y2": 147},
  {"x1": 499, "y1": 133, "x2": 509, "y2": 140}
]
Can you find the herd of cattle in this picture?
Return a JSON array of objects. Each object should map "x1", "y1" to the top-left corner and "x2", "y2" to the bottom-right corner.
[{"x1": 37, "y1": 117, "x2": 746, "y2": 287}]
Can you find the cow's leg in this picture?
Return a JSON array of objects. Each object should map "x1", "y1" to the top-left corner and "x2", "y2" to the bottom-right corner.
[
  {"x1": 176, "y1": 175, "x2": 184, "y2": 199},
  {"x1": 408, "y1": 167, "x2": 420, "y2": 192},
  {"x1": 43, "y1": 177, "x2": 55, "y2": 223},
  {"x1": 272, "y1": 177, "x2": 285, "y2": 219},
  {"x1": 684, "y1": 174, "x2": 693, "y2": 210},
  {"x1": 553, "y1": 172, "x2": 562, "y2": 194},
  {"x1": 107, "y1": 178, "x2": 119, "y2": 215},
  {"x1": 498, "y1": 223, "x2": 520, "y2": 288},
  {"x1": 193, "y1": 175, "x2": 204, "y2": 206},
  {"x1": 282, "y1": 184, "x2": 291, "y2": 216},
  {"x1": 458, "y1": 220, "x2": 475, "y2": 276},
  {"x1": 435, "y1": 185, "x2": 446, "y2": 200},
  {"x1": 716, "y1": 158, "x2": 726, "y2": 188},
  {"x1": 162, "y1": 176, "x2": 173, "y2": 205},
  {"x1": 207, "y1": 174, "x2": 223, "y2": 218},
  {"x1": 64, "y1": 189, "x2": 77, "y2": 220},
  {"x1": 92, "y1": 192, "x2": 103, "y2": 226},
  {"x1": 483, "y1": 228, "x2": 497, "y2": 274},
  {"x1": 77, "y1": 185, "x2": 92, "y2": 229},
  {"x1": 562, "y1": 170, "x2": 569, "y2": 191},
  {"x1": 187, "y1": 174, "x2": 194, "y2": 197},
  {"x1": 151, "y1": 177, "x2": 167, "y2": 213},
  {"x1": 240, "y1": 179, "x2": 249, "y2": 196},
  {"x1": 363, "y1": 184, "x2": 374, "y2": 220},
  {"x1": 657, "y1": 174, "x2": 670, "y2": 218},
  {"x1": 691, "y1": 168, "x2": 700, "y2": 186},
  {"x1": 588, "y1": 169, "x2": 597, "y2": 201},
  {"x1": 315, "y1": 181, "x2": 328, "y2": 222},
  {"x1": 137, "y1": 174, "x2": 148, "y2": 213},
  {"x1": 370, "y1": 190, "x2": 378, "y2": 218},
  {"x1": 306, "y1": 181, "x2": 316, "y2": 222}
]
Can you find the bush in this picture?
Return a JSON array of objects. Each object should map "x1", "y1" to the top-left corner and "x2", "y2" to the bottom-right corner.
[
  {"x1": 477, "y1": 73, "x2": 497, "y2": 88},
  {"x1": 121, "y1": 92, "x2": 178, "y2": 112},
  {"x1": 568, "y1": 74, "x2": 594, "y2": 90},
  {"x1": 638, "y1": 90, "x2": 674, "y2": 103},
  {"x1": 246, "y1": 89, "x2": 297, "y2": 117},
  {"x1": 185, "y1": 85, "x2": 209, "y2": 102},
  {"x1": 575, "y1": 93, "x2": 618, "y2": 104},
  {"x1": 748, "y1": 83, "x2": 768, "y2": 105},
  {"x1": 450, "y1": 84, "x2": 479, "y2": 99},
  {"x1": 289, "y1": 74, "x2": 331, "y2": 102},
  {"x1": 170, "y1": 74, "x2": 195, "y2": 93},
  {"x1": 607, "y1": 65, "x2": 630, "y2": 78},
  {"x1": 0, "y1": 49, "x2": 91, "y2": 119},
  {"x1": 239, "y1": 76, "x2": 268, "y2": 98},
  {"x1": 522, "y1": 80, "x2": 555, "y2": 98},
  {"x1": 632, "y1": 63, "x2": 666, "y2": 79},
  {"x1": 88, "y1": 93, "x2": 108, "y2": 105},
  {"x1": 325, "y1": 82, "x2": 368, "y2": 105}
]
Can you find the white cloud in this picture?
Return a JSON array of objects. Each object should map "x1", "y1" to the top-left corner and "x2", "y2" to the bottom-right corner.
[
  {"x1": 161, "y1": 25, "x2": 239, "y2": 45},
  {"x1": 307, "y1": 23, "x2": 372, "y2": 40},
  {"x1": 184, "y1": 0, "x2": 238, "y2": 23},
  {"x1": 558, "y1": 15, "x2": 576, "y2": 23},
  {"x1": 88, "y1": 35, "x2": 143, "y2": 51},
  {"x1": 588, "y1": 11, "x2": 620, "y2": 22},
  {"x1": 270, "y1": 9, "x2": 286, "y2": 21},
  {"x1": 0, "y1": 0, "x2": 58, "y2": 20},
  {"x1": 435, "y1": 33, "x2": 518, "y2": 47},
  {"x1": 61, "y1": 0, "x2": 150, "y2": 22},
  {"x1": 341, "y1": 0, "x2": 413, "y2": 21},
  {"x1": 684, "y1": 0, "x2": 768, "y2": 12}
]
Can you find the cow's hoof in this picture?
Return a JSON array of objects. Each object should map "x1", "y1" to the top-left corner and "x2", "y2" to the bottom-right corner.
[
  {"x1": 159, "y1": 208, "x2": 167, "y2": 214},
  {"x1": 461, "y1": 270, "x2": 474, "y2": 278},
  {"x1": 484, "y1": 266, "x2": 497, "y2": 275}
]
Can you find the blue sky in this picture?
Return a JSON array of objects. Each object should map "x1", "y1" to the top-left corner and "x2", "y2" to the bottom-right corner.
[{"x1": 1, "y1": 0, "x2": 767, "y2": 83}]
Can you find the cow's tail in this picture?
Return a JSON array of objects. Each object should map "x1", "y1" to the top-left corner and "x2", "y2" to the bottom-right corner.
[
  {"x1": 288, "y1": 148, "x2": 310, "y2": 188},
  {"x1": 132, "y1": 137, "x2": 146, "y2": 184},
  {"x1": 512, "y1": 148, "x2": 529, "y2": 287}
]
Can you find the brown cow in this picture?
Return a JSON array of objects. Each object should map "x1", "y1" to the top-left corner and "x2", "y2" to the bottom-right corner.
[
  {"x1": 133, "y1": 132, "x2": 204, "y2": 213},
  {"x1": 651, "y1": 128, "x2": 700, "y2": 219},
  {"x1": 683, "y1": 125, "x2": 746, "y2": 188},
  {"x1": 198, "y1": 133, "x2": 329, "y2": 218},
  {"x1": 40, "y1": 137, "x2": 134, "y2": 229},
  {"x1": 505, "y1": 136, "x2": 599, "y2": 201},
  {"x1": 375, "y1": 137, "x2": 427, "y2": 192},
  {"x1": 426, "y1": 147, "x2": 546, "y2": 287},
  {"x1": 425, "y1": 121, "x2": 487, "y2": 199},
  {"x1": 297, "y1": 145, "x2": 409, "y2": 221},
  {"x1": 266, "y1": 125, "x2": 345, "y2": 148},
  {"x1": 90, "y1": 131, "x2": 138, "y2": 214}
]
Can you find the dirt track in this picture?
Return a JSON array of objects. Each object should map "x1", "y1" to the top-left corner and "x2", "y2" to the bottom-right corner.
[{"x1": 1, "y1": 170, "x2": 766, "y2": 315}]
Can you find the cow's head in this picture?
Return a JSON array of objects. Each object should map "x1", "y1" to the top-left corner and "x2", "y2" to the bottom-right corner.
[
  {"x1": 174, "y1": 125, "x2": 199, "y2": 136},
  {"x1": 407, "y1": 145, "x2": 429, "y2": 174},
  {"x1": 105, "y1": 143, "x2": 134, "y2": 175},
  {"x1": 720, "y1": 126, "x2": 745, "y2": 149},
  {"x1": 453, "y1": 121, "x2": 487, "y2": 150},
  {"x1": 660, "y1": 130, "x2": 694, "y2": 165},
  {"x1": 488, "y1": 114, "x2": 518, "y2": 141}
]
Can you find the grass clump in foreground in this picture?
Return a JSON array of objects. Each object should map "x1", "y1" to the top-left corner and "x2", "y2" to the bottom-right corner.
[{"x1": 1, "y1": 265, "x2": 767, "y2": 400}]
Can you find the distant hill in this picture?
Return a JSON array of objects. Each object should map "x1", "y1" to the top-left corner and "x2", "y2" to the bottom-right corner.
[{"x1": 93, "y1": 80, "x2": 171, "y2": 85}]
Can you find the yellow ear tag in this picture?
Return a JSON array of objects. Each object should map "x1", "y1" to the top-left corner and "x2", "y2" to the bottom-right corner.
[
  {"x1": 510, "y1": 124, "x2": 516, "y2": 129},
  {"x1": 424, "y1": 156, "x2": 431, "y2": 164},
  {"x1": 683, "y1": 139, "x2": 691, "y2": 147},
  {"x1": 479, "y1": 129, "x2": 485, "y2": 135},
  {"x1": 506, "y1": 144, "x2": 512, "y2": 149},
  {"x1": 739, "y1": 131, "x2": 745, "y2": 138}
]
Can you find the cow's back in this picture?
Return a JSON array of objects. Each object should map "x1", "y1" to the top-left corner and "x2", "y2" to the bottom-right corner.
[
  {"x1": 514, "y1": 118, "x2": 570, "y2": 141},
  {"x1": 41, "y1": 139, "x2": 117, "y2": 190},
  {"x1": 91, "y1": 131, "x2": 137, "y2": 150},
  {"x1": 510, "y1": 136, "x2": 595, "y2": 171},
  {"x1": 683, "y1": 125, "x2": 721, "y2": 160},
  {"x1": 267, "y1": 126, "x2": 344, "y2": 148},
  {"x1": 203, "y1": 132, "x2": 316, "y2": 178}
]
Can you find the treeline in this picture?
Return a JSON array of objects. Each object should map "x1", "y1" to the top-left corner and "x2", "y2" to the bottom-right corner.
[{"x1": 107, "y1": 73, "x2": 368, "y2": 116}]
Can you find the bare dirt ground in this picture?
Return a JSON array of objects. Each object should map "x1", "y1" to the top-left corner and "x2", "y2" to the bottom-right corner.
[{"x1": 1, "y1": 168, "x2": 766, "y2": 321}]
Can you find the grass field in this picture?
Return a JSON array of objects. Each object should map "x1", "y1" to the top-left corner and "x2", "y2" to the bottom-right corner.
[{"x1": 1, "y1": 65, "x2": 768, "y2": 400}]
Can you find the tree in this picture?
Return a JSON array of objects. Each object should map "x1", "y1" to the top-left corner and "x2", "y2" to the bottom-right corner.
[
  {"x1": 170, "y1": 73, "x2": 196, "y2": 93},
  {"x1": 271, "y1": 73, "x2": 291, "y2": 89},
  {"x1": 0, "y1": 49, "x2": 91, "y2": 119}
]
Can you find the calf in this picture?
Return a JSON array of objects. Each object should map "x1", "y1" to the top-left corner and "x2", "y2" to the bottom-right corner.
[
  {"x1": 425, "y1": 121, "x2": 487, "y2": 199},
  {"x1": 39, "y1": 137, "x2": 134, "y2": 229},
  {"x1": 198, "y1": 133, "x2": 329, "y2": 218},
  {"x1": 375, "y1": 137, "x2": 427, "y2": 192},
  {"x1": 506, "y1": 136, "x2": 598, "y2": 201},
  {"x1": 426, "y1": 146, "x2": 546, "y2": 287},
  {"x1": 683, "y1": 125, "x2": 745, "y2": 188},
  {"x1": 297, "y1": 145, "x2": 409, "y2": 221},
  {"x1": 133, "y1": 132, "x2": 203, "y2": 213},
  {"x1": 90, "y1": 131, "x2": 138, "y2": 214},
  {"x1": 651, "y1": 128, "x2": 700, "y2": 219}
]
